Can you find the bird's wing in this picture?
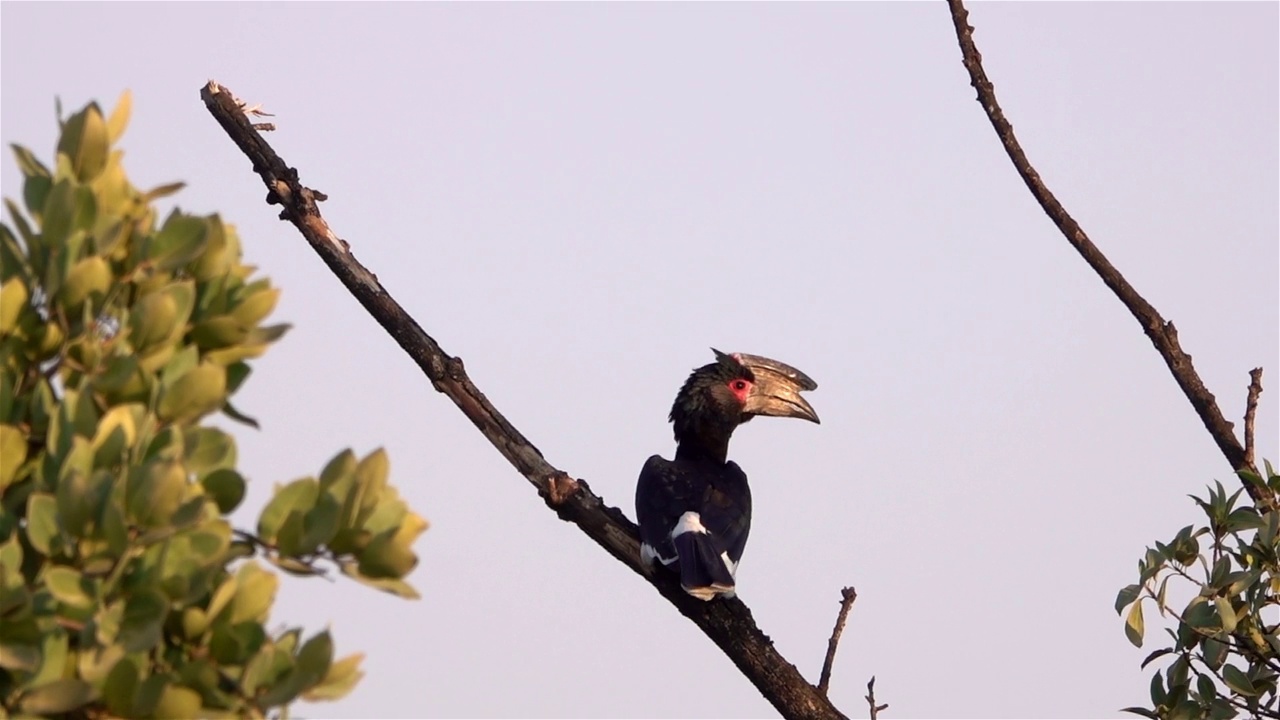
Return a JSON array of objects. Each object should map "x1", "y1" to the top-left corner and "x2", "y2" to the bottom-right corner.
[
  {"x1": 635, "y1": 456, "x2": 752, "y2": 573},
  {"x1": 698, "y1": 460, "x2": 752, "y2": 572},
  {"x1": 636, "y1": 454, "x2": 698, "y2": 565}
]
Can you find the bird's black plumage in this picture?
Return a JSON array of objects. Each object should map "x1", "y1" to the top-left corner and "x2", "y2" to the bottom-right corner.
[{"x1": 636, "y1": 350, "x2": 818, "y2": 601}]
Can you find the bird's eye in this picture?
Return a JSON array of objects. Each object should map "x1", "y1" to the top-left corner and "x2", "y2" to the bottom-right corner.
[{"x1": 730, "y1": 380, "x2": 748, "y2": 392}]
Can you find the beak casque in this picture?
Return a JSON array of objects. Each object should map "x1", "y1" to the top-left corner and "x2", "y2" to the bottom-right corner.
[{"x1": 713, "y1": 349, "x2": 821, "y2": 424}]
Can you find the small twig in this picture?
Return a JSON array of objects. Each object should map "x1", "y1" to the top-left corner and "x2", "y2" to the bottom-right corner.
[
  {"x1": 232, "y1": 528, "x2": 276, "y2": 552},
  {"x1": 1244, "y1": 368, "x2": 1264, "y2": 470},
  {"x1": 944, "y1": 0, "x2": 1267, "y2": 502},
  {"x1": 818, "y1": 586, "x2": 858, "y2": 695},
  {"x1": 865, "y1": 676, "x2": 888, "y2": 719}
]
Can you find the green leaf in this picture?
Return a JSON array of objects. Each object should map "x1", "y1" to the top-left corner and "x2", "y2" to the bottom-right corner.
[
  {"x1": 201, "y1": 468, "x2": 247, "y2": 514},
  {"x1": 357, "y1": 529, "x2": 419, "y2": 579},
  {"x1": 1221, "y1": 664, "x2": 1257, "y2": 696},
  {"x1": 298, "y1": 493, "x2": 341, "y2": 556},
  {"x1": 1196, "y1": 674, "x2": 1216, "y2": 703},
  {"x1": 141, "y1": 181, "x2": 186, "y2": 202},
  {"x1": 57, "y1": 460, "x2": 107, "y2": 539},
  {"x1": 1208, "y1": 698, "x2": 1239, "y2": 720},
  {"x1": 225, "y1": 361, "x2": 252, "y2": 394},
  {"x1": 58, "y1": 255, "x2": 111, "y2": 316},
  {"x1": 1121, "y1": 708, "x2": 1160, "y2": 719},
  {"x1": 103, "y1": 656, "x2": 140, "y2": 716},
  {"x1": 118, "y1": 589, "x2": 168, "y2": 652},
  {"x1": 153, "y1": 683, "x2": 203, "y2": 718},
  {"x1": 319, "y1": 449, "x2": 356, "y2": 492},
  {"x1": 295, "y1": 630, "x2": 334, "y2": 688},
  {"x1": 133, "y1": 674, "x2": 168, "y2": 718},
  {"x1": 45, "y1": 565, "x2": 93, "y2": 608},
  {"x1": 1, "y1": 220, "x2": 32, "y2": 284},
  {"x1": 25, "y1": 492, "x2": 60, "y2": 557},
  {"x1": 1208, "y1": 556, "x2": 1231, "y2": 589},
  {"x1": 129, "y1": 289, "x2": 180, "y2": 352},
  {"x1": 245, "y1": 322, "x2": 291, "y2": 346},
  {"x1": 221, "y1": 398, "x2": 260, "y2": 428},
  {"x1": 158, "y1": 362, "x2": 227, "y2": 424},
  {"x1": 229, "y1": 562, "x2": 278, "y2": 624},
  {"x1": 205, "y1": 575, "x2": 238, "y2": 622},
  {"x1": 1140, "y1": 647, "x2": 1173, "y2": 670},
  {"x1": 190, "y1": 315, "x2": 250, "y2": 350},
  {"x1": 0, "y1": 276, "x2": 29, "y2": 335},
  {"x1": 0, "y1": 642, "x2": 40, "y2": 672},
  {"x1": 149, "y1": 211, "x2": 209, "y2": 271},
  {"x1": 159, "y1": 344, "x2": 200, "y2": 388},
  {"x1": 231, "y1": 287, "x2": 281, "y2": 326},
  {"x1": 77, "y1": 642, "x2": 126, "y2": 684},
  {"x1": 31, "y1": 629, "x2": 69, "y2": 686},
  {"x1": 18, "y1": 678, "x2": 98, "y2": 714},
  {"x1": 1213, "y1": 596, "x2": 1237, "y2": 634},
  {"x1": 209, "y1": 620, "x2": 266, "y2": 665},
  {"x1": 127, "y1": 459, "x2": 188, "y2": 529},
  {"x1": 302, "y1": 651, "x2": 365, "y2": 701},
  {"x1": 258, "y1": 477, "x2": 319, "y2": 545},
  {"x1": 57, "y1": 103, "x2": 110, "y2": 181},
  {"x1": 11, "y1": 142, "x2": 52, "y2": 180},
  {"x1": 0, "y1": 534, "x2": 22, "y2": 574},
  {"x1": 259, "y1": 630, "x2": 333, "y2": 707},
  {"x1": 106, "y1": 89, "x2": 132, "y2": 143},
  {"x1": 1115, "y1": 584, "x2": 1141, "y2": 615},
  {"x1": 1202, "y1": 637, "x2": 1228, "y2": 670},
  {"x1": 1183, "y1": 597, "x2": 1220, "y2": 634},
  {"x1": 340, "y1": 561, "x2": 420, "y2": 599},
  {"x1": 1167, "y1": 701, "x2": 1200, "y2": 720},
  {"x1": 185, "y1": 427, "x2": 236, "y2": 477},
  {"x1": 0, "y1": 423, "x2": 27, "y2": 491},
  {"x1": 1125, "y1": 599, "x2": 1145, "y2": 648}
]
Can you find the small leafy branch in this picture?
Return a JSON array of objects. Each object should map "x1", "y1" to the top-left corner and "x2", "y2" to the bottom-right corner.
[
  {"x1": 1116, "y1": 465, "x2": 1280, "y2": 720},
  {"x1": 0, "y1": 93, "x2": 425, "y2": 717}
]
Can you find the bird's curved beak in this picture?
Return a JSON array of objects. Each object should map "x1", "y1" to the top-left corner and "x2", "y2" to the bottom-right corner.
[{"x1": 717, "y1": 350, "x2": 820, "y2": 424}]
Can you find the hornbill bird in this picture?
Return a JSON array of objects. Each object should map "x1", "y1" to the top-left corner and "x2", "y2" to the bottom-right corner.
[{"x1": 636, "y1": 349, "x2": 819, "y2": 601}]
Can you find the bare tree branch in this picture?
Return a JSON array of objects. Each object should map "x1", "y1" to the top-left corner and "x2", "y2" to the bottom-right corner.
[
  {"x1": 944, "y1": 0, "x2": 1268, "y2": 503},
  {"x1": 818, "y1": 587, "x2": 858, "y2": 695},
  {"x1": 199, "y1": 81, "x2": 846, "y2": 720},
  {"x1": 865, "y1": 676, "x2": 888, "y2": 719},
  {"x1": 1245, "y1": 369, "x2": 1264, "y2": 470}
]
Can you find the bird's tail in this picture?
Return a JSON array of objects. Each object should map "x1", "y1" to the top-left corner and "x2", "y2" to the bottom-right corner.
[{"x1": 671, "y1": 513, "x2": 737, "y2": 601}]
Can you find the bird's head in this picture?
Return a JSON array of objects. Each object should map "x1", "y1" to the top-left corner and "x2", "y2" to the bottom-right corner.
[{"x1": 670, "y1": 349, "x2": 819, "y2": 455}]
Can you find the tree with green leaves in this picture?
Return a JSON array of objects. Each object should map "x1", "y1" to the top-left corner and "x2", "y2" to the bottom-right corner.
[
  {"x1": 0, "y1": 92, "x2": 426, "y2": 718},
  {"x1": 1116, "y1": 467, "x2": 1280, "y2": 720}
]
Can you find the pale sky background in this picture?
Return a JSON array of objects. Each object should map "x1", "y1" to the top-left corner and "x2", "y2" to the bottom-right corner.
[{"x1": 2, "y1": 2, "x2": 1277, "y2": 718}]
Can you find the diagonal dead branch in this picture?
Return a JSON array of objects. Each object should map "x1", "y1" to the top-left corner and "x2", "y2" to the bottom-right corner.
[
  {"x1": 199, "y1": 81, "x2": 846, "y2": 720},
  {"x1": 818, "y1": 587, "x2": 858, "y2": 695},
  {"x1": 944, "y1": 0, "x2": 1268, "y2": 503},
  {"x1": 1245, "y1": 369, "x2": 1264, "y2": 470}
]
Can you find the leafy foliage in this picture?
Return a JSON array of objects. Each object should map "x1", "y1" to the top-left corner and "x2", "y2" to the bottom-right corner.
[
  {"x1": 0, "y1": 93, "x2": 426, "y2": 717},
  {"x1": 1117, "y1": 463, "x2": 1280, "y2": 720}
]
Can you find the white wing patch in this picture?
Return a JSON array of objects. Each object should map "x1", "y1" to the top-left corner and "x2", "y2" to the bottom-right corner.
[
  {"x1": 640, "y1": 542, "x2": 678, "y2": 566},
  {"x1": 720, "y1": 551, "x2": 738, "y2": 579}
]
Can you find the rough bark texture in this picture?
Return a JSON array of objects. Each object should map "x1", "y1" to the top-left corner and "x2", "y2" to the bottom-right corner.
[
  {"x1": 945, "y1": 0, "x2": 1268, "y2": 503},
  {"x1": 200, "y1": 82, "x2": 846, "y2": 720}
]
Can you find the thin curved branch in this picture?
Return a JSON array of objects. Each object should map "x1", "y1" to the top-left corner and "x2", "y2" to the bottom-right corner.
[
  {"x1": 199, "y1": 81, "x2": 845, "y2": 720},
  {"x1": 944, "y1": 0, "x2": 1268, "y2": 503}
]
